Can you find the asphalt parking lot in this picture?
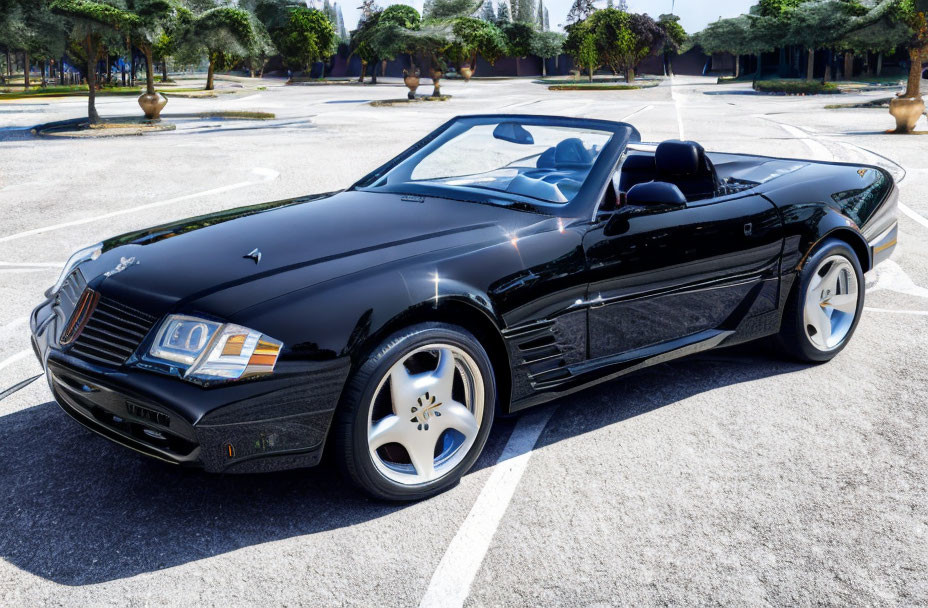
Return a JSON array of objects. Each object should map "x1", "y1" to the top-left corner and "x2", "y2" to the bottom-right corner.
[{"x1": 1, "y1": 75, "x2": 926, "y2": 606}]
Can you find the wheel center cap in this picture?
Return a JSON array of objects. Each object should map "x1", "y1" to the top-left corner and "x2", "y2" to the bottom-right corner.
[{"x1": 409, "y1": 391, "x2": 442, "y2": 431}]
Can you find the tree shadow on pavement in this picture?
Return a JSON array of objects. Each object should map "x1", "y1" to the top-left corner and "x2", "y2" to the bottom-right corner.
[{"x1": 0, "y1": 344, "x2": 803, "y2": 586}]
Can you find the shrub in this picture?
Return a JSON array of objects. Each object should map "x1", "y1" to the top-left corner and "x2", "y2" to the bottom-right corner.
[{"x1": 753, "y1": 79, "x2": 840, "y2": 94}]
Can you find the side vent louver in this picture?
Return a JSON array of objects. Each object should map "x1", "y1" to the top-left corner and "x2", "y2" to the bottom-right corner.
[{"x1": 507, "y1": 320, "x2": 572, "y2": 387}]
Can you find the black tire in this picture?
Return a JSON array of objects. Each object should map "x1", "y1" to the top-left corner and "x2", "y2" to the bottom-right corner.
[
  {"x1": 776, "y1": 238, "x2": 865, "y2": 363},
  {"x1": 333, "y1": 322, "x2": 496, "y2": 501}
]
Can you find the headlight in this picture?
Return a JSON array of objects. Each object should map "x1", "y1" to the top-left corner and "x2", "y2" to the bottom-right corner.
[
  {"x1": 46, "y1": 243, "x2": 103, "y2": 297},
  {"x1": 148, "y1": 314, "x2": 282, "y2": 382}
]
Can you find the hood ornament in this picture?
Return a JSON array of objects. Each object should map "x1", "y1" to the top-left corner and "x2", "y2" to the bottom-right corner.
[
  {"x1": 244, "y1": 248, "x2": 262, "y2": 264},
  {"x1": 103, "y1": 256, "x2": 138, "y2": 278}
]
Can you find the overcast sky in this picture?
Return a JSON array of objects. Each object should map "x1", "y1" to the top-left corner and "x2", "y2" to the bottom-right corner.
[{"x1": 335, "y1": 0, "x2": 757, "y2": 34}]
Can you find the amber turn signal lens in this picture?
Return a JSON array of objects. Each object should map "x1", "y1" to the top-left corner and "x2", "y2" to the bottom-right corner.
[
  {"x1": 247, "y1": 338, "x2": 281, "y2": 370},
  {"x1": 221, "y1": 334, "x2": 246, "y2": 357}
]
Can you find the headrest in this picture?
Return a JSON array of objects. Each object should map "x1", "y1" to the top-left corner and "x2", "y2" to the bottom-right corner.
[
  {"x1": 621, "y1": 154, "x2": 656, "y2": 173},
  {"x1": 626, "y1": 181, "x2": 687, "y2": 207},
  {"x1": 536, "y1": 146, "x2": 556, "y2": 168},
  {"x1": 655, "y1": 140, "x2": 704, "y2": 176},
  {"x1": 554, "y1": 138, "x2": 592, "y2": 167}
]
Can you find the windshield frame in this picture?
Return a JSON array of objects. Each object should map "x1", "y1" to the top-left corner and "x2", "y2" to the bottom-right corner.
[{"x1": 350, "y1": 114, "x2": 640, "y2": 218}]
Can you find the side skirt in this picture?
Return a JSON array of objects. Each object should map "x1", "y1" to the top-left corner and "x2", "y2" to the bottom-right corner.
[{"x1": 509, "y1": 328, "x2": 734, "y2": 412}]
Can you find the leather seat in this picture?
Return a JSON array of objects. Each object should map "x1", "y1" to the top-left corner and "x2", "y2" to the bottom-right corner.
[
  {"x1": 654, "y1": 140, "x2": 719, "y2": 201},
  {"x1": 553, "y1": 138, "x2": 592, "y2": 168},
  {"x1": 618, "y1": 153, "x2": 657, "y2": 192}
]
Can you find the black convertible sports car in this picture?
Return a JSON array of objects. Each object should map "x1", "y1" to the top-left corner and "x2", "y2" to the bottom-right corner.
[{"x1": 31, "y1": 114, "x2": 898, "y2": 500}]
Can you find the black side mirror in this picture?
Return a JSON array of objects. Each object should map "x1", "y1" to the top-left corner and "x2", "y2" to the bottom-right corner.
[{"x1": 625, "y1": 181, "x2": 687, "y2": 210}]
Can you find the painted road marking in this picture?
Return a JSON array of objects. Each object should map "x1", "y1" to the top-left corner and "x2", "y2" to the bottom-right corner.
[
  {"x1": 0, "y1": 262, "x2": 63, "y2": 268},
  {"x1": 0, "y1": 349, "x2": 30, "y2": 374},
  {"x1": 899, "y1": 202, "x2": 928, "y2": 230},
  {"x1": 0, "y1": 167, "x2": 279, "y2": 244},
  {"x1": 865, "y1": 307, "x2": 928, "y2": 316},
  {"x1": 670, "y1": 77, "x2": 685, "y2": 140},
  {"x1": 777, "y1": 123, "x2": 833, "y2": 160},
  {"x1": 418, "y1": 406, "x2": 555, "y2": 608},
  {"x1": 620, "y1": 105, "x2": 654, "y2": 122}
]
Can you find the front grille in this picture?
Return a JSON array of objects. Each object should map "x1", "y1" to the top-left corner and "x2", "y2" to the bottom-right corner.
[{"x1": 69, "y1": 296, "x2": 158, "y2": 367}]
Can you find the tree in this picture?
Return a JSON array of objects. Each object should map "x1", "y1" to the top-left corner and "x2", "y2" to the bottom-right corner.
[
  {"x1": 892, "y1": 0, "x2": 928, "y2": 97},
  {"x1": 336, "y1": 3, "x2": 348, "y2": 38},
  {"x1": 658, "y1": 13, "x2": 686, "y2": 75},
  {"x1": 698, "y1": 16, "x2": 753, "y2": 78},
  {"x1": 531, "y1": 29, "x2": 563, "y2": 75},
  {"x1": 152, "y1": 5, "x2": 194, "y2": 83},
  {"x1": 586, "y1": 8, "x2": 632, "y2": 76},
  {"x1": 564, "y1": 20, "x2": 595, "y2": 79},
  {"x1": 623, "y1": 12, "x2": 663, "y2": 81},
  {"x1": 536, "y1": 0, "x2": 544, "y2": 30},
  {"x1": 275, "y1": 7, "x2": 336, "y2": 75},
  {"x1": 543, "y1": 7, "x2": 549, "y2": 30},
  {"x1": 479, "y1": 0, "x2": 496, "y2": 22},
  {"x1": 380, "y1": 3, "x2": 421, "y2": 28},
  {"x1": 788, "y1": 0, "x2": 868, "y2": 81},
  {"x1": 566, "y1": 0, "x2": 594, "y2": 24},
  {"x1": 349, "y1": 8, "x2": 381, "y2": 82},
  {"x1": 496, "y1": 0, "x2": 511, "y2": 23},
  {"x1": 358, "y1": 0, "x2": 378, "y2": 20},
  {"x1": 243, "y1": 11, "x2": 276, "y2": 76},
  {"x1": 501, "y1": 20, "x2": 532, "y2": 71},
  {"x1": 451, "y1": 16, "x2": 507, "y2": 67},
  {"x1": 514, "y1": 0, "x2": 533, "y2": 24},
  {"x1": 125, "y1": 0, "x2": 180, "y2": 98},
  {"x1": 841, "y1": 0, "x2": 911, "y2": 77},
  {"x1": 51, "y1": 0, "x2": 139, "y2": 122},
  {"x1": 193, "y1": 7, "x2": 255, "y2": 89},
  {"x1": 322, "y1": 0, "x2": 338, "y2": 27},
  {"x1": 424, "y1": 0, "x2": 482, "y2": 19}
]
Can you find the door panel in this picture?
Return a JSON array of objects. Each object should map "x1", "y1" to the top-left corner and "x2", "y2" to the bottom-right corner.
[{"x1": 582, "y1": 193, "x2": 782, "y2": 359}]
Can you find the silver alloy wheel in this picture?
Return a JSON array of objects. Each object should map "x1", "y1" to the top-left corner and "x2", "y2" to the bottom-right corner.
[
  {"x1": 803, "y1": 254, "x2": 859, "y2": 351},
  {"x1": 367, "y1": 343, "x2": 484, "y2": 485}
]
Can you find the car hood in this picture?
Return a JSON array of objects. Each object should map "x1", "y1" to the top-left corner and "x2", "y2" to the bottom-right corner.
[{"x1": 89, "y1": 190, "x2": 544, "y2": 318}]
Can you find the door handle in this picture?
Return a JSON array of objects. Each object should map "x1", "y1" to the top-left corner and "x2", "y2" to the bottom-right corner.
[{"x1": 743, "y1": 222, "x2": 753, "y2": 237}]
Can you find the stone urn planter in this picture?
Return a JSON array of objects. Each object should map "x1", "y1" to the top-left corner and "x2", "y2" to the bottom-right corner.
[
  {"x1": 138, "y1": 92, "x2": 168, "y2": 120},
  {"x1": 403, "y1": 69, "x2": 420, "y2": 100},
  {"x1": 459, "y1": 65, "x2": 474, "y2": 82},
  {"x1": 430, "y1": 68, "x2": 443, "y2": 97},
  {"x1": 888, "y1": 96, "x2": 925, "y2": 133}
]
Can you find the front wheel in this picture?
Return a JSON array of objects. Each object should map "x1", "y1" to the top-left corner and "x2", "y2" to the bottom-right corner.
[
  {"x1": 334, "y1": 322, "x2": 496, "y2": 501},
  {"x1": 776, "y1": 239, "x2": 865, "y2": 363}
]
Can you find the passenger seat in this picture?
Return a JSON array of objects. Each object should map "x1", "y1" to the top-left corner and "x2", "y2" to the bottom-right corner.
[{"x1": 654, "y1": 140, "x2": 719, "y2": 201}]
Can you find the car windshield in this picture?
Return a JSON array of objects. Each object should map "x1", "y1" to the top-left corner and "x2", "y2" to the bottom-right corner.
[{"x1": 358, "y1": 120, "x2": 614, "y2": 204}]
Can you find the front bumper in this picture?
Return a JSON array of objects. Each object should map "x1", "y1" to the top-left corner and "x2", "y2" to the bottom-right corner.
[
  {"x1": 31, "y1": 299, "x2": 351, "y2": 474},
  {"x1": 869, "y1": 221, "x2": 898, "y2": 268}
]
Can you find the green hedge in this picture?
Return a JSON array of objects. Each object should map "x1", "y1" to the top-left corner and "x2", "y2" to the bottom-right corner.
[
  {"x1": 753, "y1": 80, "x2": 840, "y2": 94},
  {"x1": 548, "y1": 84, "x2": 641, "y2": 90}
]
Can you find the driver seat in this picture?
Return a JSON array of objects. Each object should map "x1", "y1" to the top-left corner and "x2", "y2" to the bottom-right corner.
[{"x1": 654, "y1": 140, "x2": 719, "y2": 201}]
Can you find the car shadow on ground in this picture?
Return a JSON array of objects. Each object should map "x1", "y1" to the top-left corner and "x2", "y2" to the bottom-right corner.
[{"x1": 0, "y1": 344, "x2": 805, "y2": 586}]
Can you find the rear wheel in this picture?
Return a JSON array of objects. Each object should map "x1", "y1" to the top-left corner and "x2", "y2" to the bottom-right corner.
[
  {"x1": 777, "y1": 239, "x2": 865, "y2": 363},
  {"x1": 334, "y1": 322, "x2": 495, "y2": 501}
]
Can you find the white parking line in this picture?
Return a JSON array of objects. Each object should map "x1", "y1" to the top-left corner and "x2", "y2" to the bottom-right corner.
[
  {"x1": 0, "y1": 262, "x2": 63, "y2": 267},
  {"x1": 669, "y1": 77, "x2": 685, "y2": 140},
  {"x1": 418, "y1": 406, "x2": 555, "y2": 608},
  {"x1": 777, "y1": 123, "x2": 833, "y2": 160},
  {"x1": 620, "y1": 105, "x2": 654, "y2": 122},
  {"x1": 865, "y1": 307, "x2": 928, "y2": 316},
  {"x1": 0, "y1": 349, "x2": 30, "y2": 373},
  {"x1": 899, "y1": 202, "x2": 928, "y2": 230},
  {"x1": 0, "y1": 167, "x2": 279, "y2": 244}
]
